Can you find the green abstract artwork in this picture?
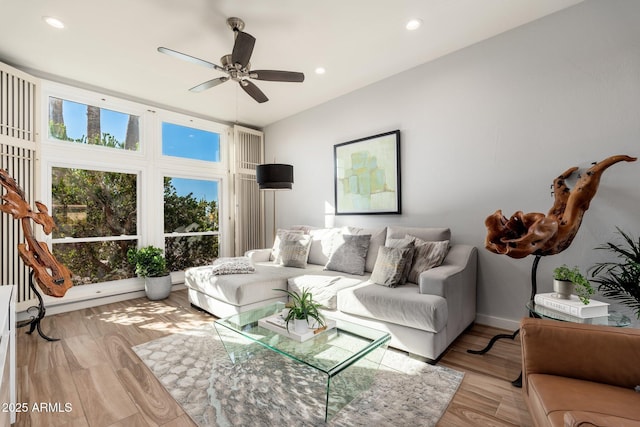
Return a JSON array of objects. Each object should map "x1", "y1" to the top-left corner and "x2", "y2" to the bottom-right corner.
[{"x1": 334, "y1": 130, "x2": 401, "y2": 215}]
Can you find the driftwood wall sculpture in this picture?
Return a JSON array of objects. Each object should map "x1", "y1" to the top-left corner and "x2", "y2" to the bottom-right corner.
[
  {"x1": 0, "y1": 169, "x2": 72, "y2": 297},
  {"x1": 485, "y1": 155, "x2": 637, "y2": 259}
]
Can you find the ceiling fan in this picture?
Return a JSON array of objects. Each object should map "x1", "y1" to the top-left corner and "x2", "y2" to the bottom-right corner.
[{"x1": 158, "y1": 17, "x2": 305, "y2": 103}]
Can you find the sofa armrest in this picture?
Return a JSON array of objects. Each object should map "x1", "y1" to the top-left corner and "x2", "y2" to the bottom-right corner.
[
  {"x1": 564, "y1": 411, "x2": 640, "y2": 427},
  {"x1": 418, "y1": 245, "x2": 477, "y2": 298},
  {"x1": 521, "y1": 317, "x2": 640, "y2": 390},
  {"x1": 244, "y1": 248, "x2": 272, "y2": 263}
]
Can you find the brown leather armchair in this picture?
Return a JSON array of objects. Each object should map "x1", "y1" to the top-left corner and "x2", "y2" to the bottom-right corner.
[{"x1": 520, "y1": 317, "x2": 640, "y2": 427}]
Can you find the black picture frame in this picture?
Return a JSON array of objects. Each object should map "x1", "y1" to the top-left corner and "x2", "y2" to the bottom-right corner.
[{"x1": 334, "y1": 130, "x2": 401, "y2": 215}]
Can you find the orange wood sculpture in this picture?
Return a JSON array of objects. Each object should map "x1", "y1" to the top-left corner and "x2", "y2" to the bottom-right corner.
[
  {"x1": 485, "y1": 155, "x2": 637, "y2": 259},
  {"x1": 0, "y1": 169, "x2": 72, "y2": 297}
]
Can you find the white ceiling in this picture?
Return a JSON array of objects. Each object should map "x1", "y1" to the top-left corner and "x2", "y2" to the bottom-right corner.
[{"x1": 0, "y1": 0, "x2": 582, "y2": 128}]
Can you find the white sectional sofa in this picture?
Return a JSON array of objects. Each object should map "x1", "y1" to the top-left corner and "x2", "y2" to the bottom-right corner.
[{"x1": 185, "y1": 225, "x2": 477, "y2": 361}]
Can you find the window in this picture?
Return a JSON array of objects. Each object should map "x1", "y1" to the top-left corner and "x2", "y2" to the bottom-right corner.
[
  {"x1": 48, "y1": 97, "x2": 140, "y2": 150},
  {"x1": 163, "y1": 177, "x2": 219, "y2": 271},
  {"x1": 51, "y1": 167, "x2": 138, "y2": 285},
  {"x1": 162, "y1": 122, "x2": 220, "y2": 161}
]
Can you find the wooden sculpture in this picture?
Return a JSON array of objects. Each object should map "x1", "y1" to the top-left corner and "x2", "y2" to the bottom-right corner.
[
  {"x1": 485, "y1": 154, "x2": 637, "y2": 259},
  {"x1": 0, "y1": 169, "x2": 72, "y2": 297}
]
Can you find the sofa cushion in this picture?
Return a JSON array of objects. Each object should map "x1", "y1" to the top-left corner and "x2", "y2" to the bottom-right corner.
[
  {"x1": 386, "y1": 226, "x2": 450, "y2": 242},
  {"x1": 407, "y1": 238, "x2": 450, "y2": 284},
  {"x1": 370, "y1": 246, "x2": 412, "y2": 287},
  {"x1": 288, "y1": 274, "x2": 363, "y2": 309},
  {"x1": 527, "y1": 374, "x2": 640, "y2": 427},
  {"x1": 345, "y1": 226, "x2": 387, "y2": 273},
  {"x1": 337, "y1": 281, "x2": 448, "y2": 332},
  {"x1": 185, "y1": 262, "x2": 324, "y2": 306},
  {"x1": 324, "y1": 234, "x2": 371, "y2": 275},
  {"x1": 307, "y1": 228, "x2": 342, "y2": 266},
  {"x1": 279, "y1": 235, "x2": 312, "y2": 268}
]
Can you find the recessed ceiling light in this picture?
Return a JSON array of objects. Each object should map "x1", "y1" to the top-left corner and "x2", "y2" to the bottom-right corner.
[
  {"x1": 43, "y1": 16, "x2": 65, "y2": 29},
  {"x1": 315, "y1": 67, "x2": 326, "y2": 75},
  {"x1": 406, "y1": 19, "x2": 422, "y2": 31}
]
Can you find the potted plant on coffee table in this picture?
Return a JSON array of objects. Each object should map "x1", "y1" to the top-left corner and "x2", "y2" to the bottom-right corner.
[
  {"x1": 553, "y1": 264, "x2": 594, "y2": 304},
  {"x1": 127, "y1": 245, "x2": 172, "y2": 300},
  {"x1": 276, "y1": 288, "x2": 325, "y2": 334}
]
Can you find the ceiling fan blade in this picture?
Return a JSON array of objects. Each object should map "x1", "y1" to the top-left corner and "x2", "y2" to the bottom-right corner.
[
  {"x1": 240, "y1": 80, "x2": 268, "y2": 103},
  {"x1": 251, "y1": 70, "x2": 305, "y2": 83},
  {"x1": 231, "y1": 31, "x2": 256, "y2": 68},
  {"x1": 189, "y1": 77, "x2": 229, "y2": 93},
  {"x1": 158, "y1": 47, "x2": 225, "y2": 72}
]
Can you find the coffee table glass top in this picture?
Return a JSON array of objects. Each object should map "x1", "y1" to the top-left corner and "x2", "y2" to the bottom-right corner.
[{"x1": 214, "y1": 302, "x2": 390, "y2": 374}]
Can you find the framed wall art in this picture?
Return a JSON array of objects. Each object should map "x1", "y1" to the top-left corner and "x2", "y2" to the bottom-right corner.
[{"x1": 334, "y1": 130, "x2": 401, "y2": 215}]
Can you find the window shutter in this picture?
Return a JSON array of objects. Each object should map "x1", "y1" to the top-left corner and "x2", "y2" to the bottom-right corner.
[
  {"x1": 0, "y1": 61, "x2": 39, "y2": 304},
  {"x1": 232, "y1": 125, "x2": 264, "y2": 256}
]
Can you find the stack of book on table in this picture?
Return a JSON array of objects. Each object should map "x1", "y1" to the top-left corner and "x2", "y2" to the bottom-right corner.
[
  {"x1": 258, "y1": 313, "x2": 337, "y2": 342},
  {"x1": 534, "y1": 292, "x2": 609, "y2": 321}
]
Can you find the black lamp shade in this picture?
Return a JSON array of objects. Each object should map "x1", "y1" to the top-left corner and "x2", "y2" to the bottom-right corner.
[{"x1": 256, "y1": 164, "x2": 294, "y2": 190}]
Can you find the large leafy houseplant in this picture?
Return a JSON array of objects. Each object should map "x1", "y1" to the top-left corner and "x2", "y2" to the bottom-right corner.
[
  {"x1": 276, "y1": 288, "x2": 325, "y2": 332},
  {"x1": 553, "y1": 264, "x2": 594, "y2": 304},
  {"x1": 127, "y1": 246, "x2": 171, "y2": 300},
  {"x1": 590, "y1": 228, "x2": 640, "y2": 319},
  {"x1": 127, "y1": 246, "x2": 169, "y2": 277}
]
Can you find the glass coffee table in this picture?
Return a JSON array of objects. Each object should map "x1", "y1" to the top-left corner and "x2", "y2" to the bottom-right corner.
[{"x1": 214, "y1": 302, "x2": 390, "y2": 421}]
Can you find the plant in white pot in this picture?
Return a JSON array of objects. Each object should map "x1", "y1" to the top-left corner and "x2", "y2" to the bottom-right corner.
[
  {"x1": 276, "y1": 288, "x2": 325, "y2": 334},
  {"x1": 127, "y1": 246, "x2": 172, "y2": 300},
  {"x1": 553, "y1": 264, "x2": 594, "y2": 304}
]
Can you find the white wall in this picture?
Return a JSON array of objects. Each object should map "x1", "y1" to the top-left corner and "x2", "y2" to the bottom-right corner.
[{"x1": 264, "y1": 0, "x2": 640, "y2": 328}]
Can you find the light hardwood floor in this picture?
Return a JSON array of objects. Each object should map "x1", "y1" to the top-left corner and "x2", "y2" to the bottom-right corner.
[{"x1": 15, "y1": 290, "x2": 532, "y2": 426}]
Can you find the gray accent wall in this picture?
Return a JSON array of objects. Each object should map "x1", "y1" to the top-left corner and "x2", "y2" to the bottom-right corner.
[{"x1": 264, "y1": 0, "x2": 640, "y2": 328}]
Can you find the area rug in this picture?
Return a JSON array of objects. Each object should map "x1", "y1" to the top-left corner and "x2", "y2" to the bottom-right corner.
[{"x1": 132, "y1": 324, "x2": 463, "y2": 426}]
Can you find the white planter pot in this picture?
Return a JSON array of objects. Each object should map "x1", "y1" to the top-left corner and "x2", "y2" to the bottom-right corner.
[
  {"x1": 553, "y1": 279, "x2": 574, "y2": 299},
  {"x1": 145, "y1": 275, "x2": 172, "y2": 300},
  {"x1": 294, "y1": 318, "x2": 309, "y2": 334}
]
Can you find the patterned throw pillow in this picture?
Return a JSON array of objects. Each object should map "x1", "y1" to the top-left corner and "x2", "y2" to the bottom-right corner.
[
  {"x1": 370, "y1": 246, "x2": 412, "y2": 287},
  {"x1": 407, "y1": 237, "x2": 450, "y2": 284},
  {"x1": 385, "y1": 237, "x2": 415, "y2": 284},
  {"x1": 211, "y1": 257, "x2": 255, "y2": 275},
  {"x1": 324, "y1": 234, "x2": 371, "y2": 275},
  {"x1": 279, "y1": 235, "x2": 312, "y2": 268},
  {"x1": 270, "y1": 229, "x2": 305, "y2": 262}
]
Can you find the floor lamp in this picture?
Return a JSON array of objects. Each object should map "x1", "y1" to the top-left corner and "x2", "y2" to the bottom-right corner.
[{"x1": 256, "y1": 163, "x2": 294, "y2": 242}]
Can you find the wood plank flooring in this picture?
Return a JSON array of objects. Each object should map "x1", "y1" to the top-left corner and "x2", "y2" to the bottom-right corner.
[{"x1": 15, "y1": 290, "x2": 532, "y2": 426}]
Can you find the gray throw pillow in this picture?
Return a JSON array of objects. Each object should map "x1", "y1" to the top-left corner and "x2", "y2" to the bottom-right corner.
[
  {"x1": 324, "y1": 234, "x2": 371, "y2": 275},
  {"x1": 407, "y1": 238, "x2": 450, "y2": 284},
  {"x1": 271, "y1": 229, "x2": 305, "y2": 262},
  {"x1": 385, "y1": 237, "x2": 415, "y2": 284},
  {"x1": 279, "y1": 235, "x2": 312, "y2": 268},
  {"x1": 371, "y1": 246, "x2": 412, "y2": 287}
]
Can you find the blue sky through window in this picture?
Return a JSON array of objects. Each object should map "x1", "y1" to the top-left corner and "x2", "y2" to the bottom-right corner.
[
  {"x1": 58, "y1": 99, "x2": 130, "y2": 142},
  {"x1": 169, "y1": 177, "x2": 218, "y2": 202},
  {"x1": 162, "y1": 122, "x2": 220, "y2": 162}
]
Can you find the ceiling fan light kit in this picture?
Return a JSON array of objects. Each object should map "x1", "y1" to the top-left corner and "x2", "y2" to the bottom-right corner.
[{"x1": 159, "y1": 17, "x2": 305, "y2": 103}]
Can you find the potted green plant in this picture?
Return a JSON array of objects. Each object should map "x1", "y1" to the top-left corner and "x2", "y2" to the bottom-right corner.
[
  {"x1": 127, "y1": 245, "x2": 172, "y2": 300},
  {"x1": 590, "y1": 228, "x2": 640, "y2": 319},
  {"x1": 553, "y1": 265, "x2": 594, "y2": 304},
  {"x1": 275, "y1": 288, "x2": 325, "y2": 334}
]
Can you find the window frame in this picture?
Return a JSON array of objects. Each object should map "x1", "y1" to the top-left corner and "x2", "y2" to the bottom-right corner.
[{"x1": 39, "y1": 81, "x2": 232, "y2": 301}]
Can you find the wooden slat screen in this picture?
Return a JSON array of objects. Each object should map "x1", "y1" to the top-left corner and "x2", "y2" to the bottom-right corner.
[
  {"x1": 233, "y1": 126, "x2": 264, "y2": 256},
  {"x1": 0, "y1": 61, "x2": 38, "y2": 304}
]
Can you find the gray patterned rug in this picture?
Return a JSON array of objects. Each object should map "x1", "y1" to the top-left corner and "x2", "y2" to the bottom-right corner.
[{"x1": 132, "y1": 324, "x2": 463, "y2": 426}]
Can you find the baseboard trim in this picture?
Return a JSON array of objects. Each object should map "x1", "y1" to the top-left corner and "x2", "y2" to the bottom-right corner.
[{"x1": 475, "y1": 313, "x2": 521, "y2": 331}]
